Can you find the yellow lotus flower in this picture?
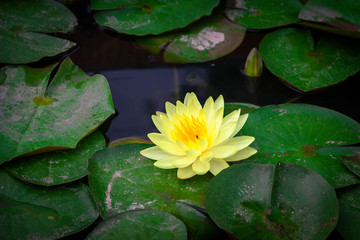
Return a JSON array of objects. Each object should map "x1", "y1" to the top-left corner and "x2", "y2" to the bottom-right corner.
[{"x1": 140, "y1": 92, "x2": 257, "y2": 179}]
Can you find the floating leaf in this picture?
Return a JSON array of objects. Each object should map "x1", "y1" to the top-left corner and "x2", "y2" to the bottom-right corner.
[
  {"x1": 236, "y1": 104, "x2": 360, "y2": 188},
  {"x1": 259, "y1": 27, "x2": 360, "y2": 92},
  {"x1": 337, "y1": 185, "x2": 360, "y2": 240},
  {"x1": 225, "y1": 0, "x2": 302, "y2": 29},
  {"x1": 299, "y1": 0, "x2": 360, "y2": 32},
  {"x1": 340, "y1": 152, "x2": 360, "y2": 178},
  {"x1": 3, "y1": 130, "x2": 106, "y2": 186},
  {"x1": 137, "y1": 12, "x2": 246, "y2": 63},
  {"x1": 0, "y1": 58, "x2": 115, "y2": 164},
  {"x1": 0, "y1": 0, "x2": 77, "y2": 64},
  {"x1": 86, "y1": 209, "x2": 187, "y2": 240},
  {"x1": 207, "y1": 162, "x2": 338, "y2": 239},
  {"x1": 0, "y1": 169, "x2": 99, "y2": 239},
  {"x1": 92, "y1": 0, "x2": 220, "y2": 36},
  {"x1": 88, "y1": 143, "x2": 225, "y2": 239},
  {"x1": 224, "y1": 102, "x2": 259, "y2": 116}
]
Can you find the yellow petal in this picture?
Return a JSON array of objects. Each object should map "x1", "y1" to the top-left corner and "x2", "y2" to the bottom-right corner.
[
  {"x1": 173, "y1": 156, "x2": 197, "y2": 168},
  {"x1": 177, "y1": 166, "x2": 196, "y2": 179},
  {"x1": 214, "y1": 95, "x2": 224, "y2": 111},
  {"x1": 225, "y1": 147, "x2": 257, "y2": 162},
  {"x1": 199, "y1": 138, "x2": 208, "y2": 152},
  {"x1": 151, "y1": 115, "x2": 165, "y2": 134},
  {"x1": 222, "y1": 136, "x2": 255, "y2": 150},
  {"x1": 176, "y1": 100, "x2": 187, "y2": 115},
  {"x1": 188, "y1": 99, "x2": 201, "y2": 117},
  {"x1": 186, "y1": 149, "x2": 202, "y2": 158},
  {"x1": 192, "y1": 159, "x2": 210, "y2": 175},
  {"x1": 209, "y1": 159, "x2": 229, "y2": 175},
  {"x1": 230, "y1": 113, "x2": 249, "y2": 138},
  {"x1": 165, "y1": 102, "x2": 176, "y2": 120},
  {"x1": 209, "y1": 145, "x2": 238, "y2": 158},
  {"x1": 154, "y1": 156, "x2": 178, "y2": 169},
  {"x1": 148, "y1": 133, "x2": 184, "y2": 155},
  {"x1": 212, "y1": 110, "x2": 240, "y2": 146},
  {"x1": 203, "y1": 96, "x2": 215, "y2": 122},
  {"x1": 185, "y1": 92, "x2": 202, "y2": 110},
  {"x1": 140, "y1": 146, "x2": 172, "y2": 160},
  {"x1": 199, "y1": 151, "x2": 213, "y2": 162}
]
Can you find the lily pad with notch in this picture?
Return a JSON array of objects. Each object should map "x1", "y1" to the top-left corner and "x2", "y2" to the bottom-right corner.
[
  {"x1": 88, "y1": 143, "x2": 225, "y2": 240},
  {"x1": 0, "y1": 169, "x2": 99, "y2": 240},
  {"x1": 225, "y1": 0, "x2": 303, "y2": 29},
  {"x1": 3, "y1": 130, "x2": 106, "y2": 186},
  {"x1": 0, "y1": 0, "x2": 77, "y2": 64},
  {"x1": 91, "y1": 0, "x2": 221, "y2": 36},
  {"x1": 235, "y1": 103, "x2": 360, "y2": 188},
  {"x1": 206, "y1": 162, "x2": 339, "y2": 239},
  {"x1": 259, "y1": 27, "x2": 360, "y2": 92},
  {"x1": 0, "y1": 57, "x2": 115, "y2": 164},
  {"x1": 137, "y1": 12, "x2": 246, "y2": 63},
  {"x1": 86, "y1": 209, "x2": 187, "y2": 240}
]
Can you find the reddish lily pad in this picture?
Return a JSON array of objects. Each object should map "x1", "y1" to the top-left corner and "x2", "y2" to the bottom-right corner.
[
  {"x1": 0, "y1": 169, "x2": 99, "y2": 239},
  {"x1": 3, "y1": 130, "x2": 106, "y2": 186},
  {"x1": 88, "y1": 143, "x2": 225, "y2": 239},
  {"x1": 236, "y1": 103, "x2": 360, "y2": 188},
  {"x1": 0, "y1": 0, "x2": 77, "y2": 64},
  {"x1": 0, "y1": 58, "x2": 115, "y2": 164},
  {"x1": 299, "y1": 0, "x2": 360, "y2": 32},
  {"x1": 259, "y1": 27, "x2": 360, "y2": 92},
  {"x1": 207, "y1": 162, "x2": 338, "y2": 239},
  {"x1": 92, "y1": 0, "x2": 221, "y2": 36},
  {"x1": 225, "y1": 0, "x2": 302, "y2": 29},
  {"x1": 137, "y1": 13, "x2": 246, "y2": 63}
]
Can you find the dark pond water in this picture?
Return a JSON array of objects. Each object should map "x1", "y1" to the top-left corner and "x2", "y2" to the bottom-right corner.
[{"x1": 65, "y1": 1, "x2": 360, "y2": 144}]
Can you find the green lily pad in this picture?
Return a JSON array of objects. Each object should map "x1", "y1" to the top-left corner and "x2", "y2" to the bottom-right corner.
[
  {"x1": 299, "y1": 0, "x2": 360, "y2": 32},
  {"x1": 0, "y1": 0, "x2": 77, "y2": 64},
  {"x1": 225, "y1": 0, "x2": 302, "y2": 29},
  {"x1": 92, "y1": 0, "x2": 220, "y2": 36},
  {"x1": 3, "y1": 130, "x2": 106, "y2": 186},
  {"x1": 0, "y1": 58, "x2": 115, "y2": 164},
  {"x1": 224, "y1": 102, "x2": 260, "y2": 116},
  {"x1": 137, "y1": 12, "x2": 246, "y2": 63},
  {"x1": 88, "y1": 143, "x2": 225, "y2": 239},
  {"x1": 340, "y1": 152, "x2": 360, "y2": 178},
  {"x1": 86, "y1": 209, "x2": 187, "y2": 240},
  {"x1": 207, "y1": 162, "x2": 338, "y2": 239},
  {"x1": 0, "y1": 169, "x2": 99, "y2": 239},
  {"x1": 337, "y1": 185, "x2": 360, "y2": 240},
  {"x1": 259, "y1": 27, "x2": 360, "y2": 92},
  {"x1": 236, "y1": 103, "x2": 360, "y2": 188}
]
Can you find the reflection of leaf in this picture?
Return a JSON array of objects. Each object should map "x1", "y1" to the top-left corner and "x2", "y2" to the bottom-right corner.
[
  {"x1": 236, "y1": 103, "x2": 360, "y2": 188},
  {"x1": 4, "y1": 130, "x2": 106, "y2": 186},
  {"x1": 207, "y1": 162, "x2": 338, "y2": 239},
  {"x1": 299, "y1": 0, "x2": 360, "y2": 32},
  {"x1": 88, "y1": 143, "x2": 225, "y2": 239},
  {"x1": 0, "y1": 169, "x2": 99, "y2": 240},
  {"x1": 92, "y1": 0, "x2": 220, "y2": 36},
  {"x1": 137, "y1": 13, "x2": 246, "y2": 63},
  {"x1": 260, "y1": 27, "x2": 360, "y2": 92},
  {"x1": 225, "y1": 0, "x2": 302, "y2": 29},
  {"x1": 0, "y1": 58, "x2": 115, "y2": 164},
  {"x1": 0, "y1": 0, "x2": 77, "y2": 64}
]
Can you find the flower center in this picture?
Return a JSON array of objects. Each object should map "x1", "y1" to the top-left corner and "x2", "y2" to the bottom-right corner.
[{"x1": 172, "y1": 111, "x2": 208, "y2": 148}]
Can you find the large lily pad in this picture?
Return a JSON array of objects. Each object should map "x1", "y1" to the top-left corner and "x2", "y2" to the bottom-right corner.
[
  {"x1": 137, "y1": 12, "x2": 246, "y2": 63},
  {"x1": 88, "y1": 143, "x2": 225, "y2": 239},
  {"x1": 0, "y1": 0, "x2": 77, "y2": 64},
  {"x1": 225, "y1": 0, "x2": 302, "y2": 29},
  {"x1": 259, "y1": 27, "x2": 360, "y2": 92},
  {"x1": 337, "y1": 185, "x2": 360, "y2": 240},
  {"x1": 299, "y1": 0, "x2": 360, "y2": 32},
  {"x1": 0, "y1": 58, "x2": 115, "y2": 164},
  {"x1": 207, "y1": 162, "x2": 338, "y2": 239},
  {"x1": 236, "y1": 103, "x2": 360, "y2": 188},
  {"x1": 3, "y1": 130, "x2": 106, "y2": 186},
  {"x1": 0, "y1": 169, "x2": 99, "y2": 239},
  {"x1": 92, "y1": 0, "x2": 221, "y2": 36},
  {"x1": 86, "y1": 209, "x2": 187, "y2": 240}
]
